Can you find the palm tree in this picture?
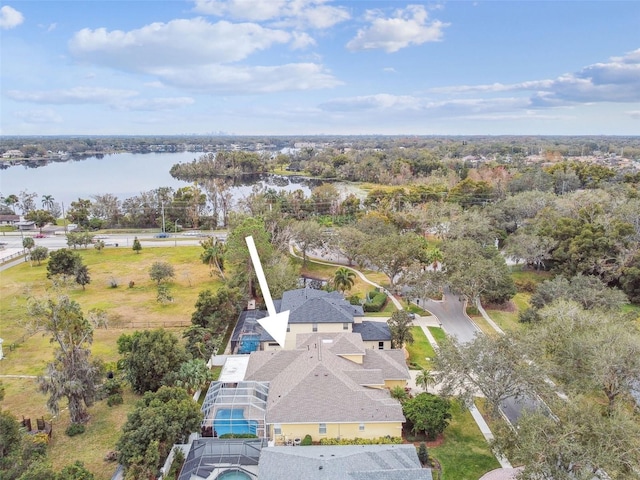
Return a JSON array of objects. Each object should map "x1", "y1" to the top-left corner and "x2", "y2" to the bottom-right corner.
[
  {"x1": 415, "y1": 369, "x2": 436, "y2": 393},
  {"x1": 333, "y1": 267, "x2": 356, "y2": 294},
  {"x1": 174, "y1": 359, "x2": 214, "y2": 395},
  {"x1": 41, "y1": 194, "x2": 55, "y2": 211},
  {"x1": 200, "y1": 237, "x2": 225, "y2": 279},
  {"x1": 390, "y1": 385, "x2": 409, "y2": 403},
  {"x1": 4, "y1": 194, "x2": 18, "y2": 214},
  {"x1": 427, "y1": 247, "x2": 443, "y2": 271}
]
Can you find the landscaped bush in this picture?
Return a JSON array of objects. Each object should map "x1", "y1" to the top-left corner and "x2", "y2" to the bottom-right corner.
[
  {"x1": 418, "y1": 442, "x2": 429, "y2": 466},
  {"x1": 103, "y1": 378, "x2": 123, "y2": 396},
  {"x1": 107, "y1": 393, "x2": 123, "y2": 406},
  {"x1": 514, "y1": 279, "x2": 536, "y2": 293},
  {"x1": 347, "y1": 294, "x2": 362, "y2": 306},
  {"x1": 219, "y1": 433, "x2": 258, "y2": 439},
  {"x1": 301, "y1": 434, "x2": 313, "y2": 446},
  {"x1": 65, "y1": 423, "x2": 86, "y2": 437},
  {"x1": 363, "y1": 291, "x2": 388, "y2": 312},
  {"x1": 319, "y1": 436, "x2": 402, "y2": 445},
  {"x1": 518, "y1": 307, "x2": 540, "y2": 324}
]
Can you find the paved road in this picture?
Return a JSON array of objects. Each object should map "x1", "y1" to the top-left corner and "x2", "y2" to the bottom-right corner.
[
  {"x1": 418, "y1": 287, "x2": 536, "y2": 425},
  {"x1": 420, "y1": 287, "x2": 481, "y2": 342},
  {"x1": 0, "y1": 231, "x2": 227, "y2": 265}
]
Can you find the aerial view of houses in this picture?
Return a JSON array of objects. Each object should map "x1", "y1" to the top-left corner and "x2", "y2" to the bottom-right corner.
[{"x1": 2, "y1": 1, "x2": 640, "y2": 480}]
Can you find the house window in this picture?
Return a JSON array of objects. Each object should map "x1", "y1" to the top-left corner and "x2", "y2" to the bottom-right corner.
[
  {"x1": 274, "y1": 424, "x2": 282, "y2": 435},
  {"x1": 286, "y1": 325, "x2": 290, "y2": 332},
  {"x1": 312, "y1": 323, "x2": 318, "y2": 332},
  {"x1": 378, "y1": 341, "x2": 384, "y2": 350},
  {"x1": 359, "y1": 423, "x2": 365, "y2": 432},
  {"x1": 343, "y1": 322, "x2": 349, "y2": 330},
  {"x1": 319, "y1": 423, "x2": 326, "y2": 435}
]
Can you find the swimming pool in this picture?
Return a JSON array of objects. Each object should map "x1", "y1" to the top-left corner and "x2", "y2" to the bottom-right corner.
[
  {"x1": 214, "y1": 408, "x2": 258, "y2": 436},
  {"x1": 216, "y1": 469, "x2": 251, "y2": 480}
]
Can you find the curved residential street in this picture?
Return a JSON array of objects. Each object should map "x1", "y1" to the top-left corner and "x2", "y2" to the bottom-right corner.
[{"x1": 416, "y1": 287, "x2": 536, "y2": 425}]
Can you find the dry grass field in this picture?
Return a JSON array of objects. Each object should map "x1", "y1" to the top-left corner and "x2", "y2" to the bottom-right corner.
[{"x1": 0, "y1": 246, "x2": 220, "y2": 479}]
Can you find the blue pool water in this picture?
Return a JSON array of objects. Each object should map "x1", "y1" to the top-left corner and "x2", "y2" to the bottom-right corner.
[
  {"x1": 214, "y1": 409, "x2": 258, "y2": 436},
  {"x1": 216, "y1": 469, "x2": 251, "y2": 480}
]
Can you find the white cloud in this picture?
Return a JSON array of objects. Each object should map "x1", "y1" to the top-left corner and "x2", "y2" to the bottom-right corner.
[
  {"x1": 14, "y1": 108, "x2": 63, "y2": 124},
  {"x1": 346, "y1": 5, "x2": 448, "y2": 53},
  {"x1": 192, "y1": 0, "x2": 350, "y2": 29},
  {"x1": 69, "y1": 18, "x2": 291, "y2": 70},
  {"x1": 432, "y1": 48, "x2": 640, "y2": 106},
  {"x1": 113, "y1": 97, "x2": 195, "y2": 111},
  {"x1": 144, "y1": 81, "x2": 166, "y2": 88},
  {"x1": 383, "y1": 67, "x2": 396, "y2": 73},
  {"x1": 430, "y1": 80, "x2": 552, "y2": 94},
  {"x1": 7, "y1": 87, "x2": 139, "y2": 104},
  {"x1": 7, "y1": 86, "x2": 195, "y2": 112},
  {"x1": 149, "y1": 62, "x2": 342, "y2": 93},
  {"x1": 39, "y1": 22, "x2": 57, "y2": 32},
  {"x1": 193, "y1": 0, "x2": 287, "y2": 21},
  {"x1": 290, "y1": 31, "x2": 316, "y2": 49},
  {"x1": 67, "y1": 17, "x2": 340, "y2": 95},
  {"x1": 319, "y1": 94, "x2": 528, "y2": 117},
  {"x1": 0, "y1": 5, "x2": 24, "y2": 29},
  {"x1": 626, "y1": 110, "x2": 640, "y2": 120},
  {"x1": 321, "y1": 93, "x2": 422, "y2": 111}
]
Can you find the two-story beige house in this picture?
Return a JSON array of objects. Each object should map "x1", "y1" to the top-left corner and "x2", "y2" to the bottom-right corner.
[
  {"x1": 243, "y1": 332, "x2": 409, "y2": 444},
  {"x1": 231, "y1": 288, "x2": 392, "y2": 353}
]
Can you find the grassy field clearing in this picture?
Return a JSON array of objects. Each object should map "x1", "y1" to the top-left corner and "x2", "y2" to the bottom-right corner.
[
  {"x1": 1, "y1": 246, "x2": 219, "y2": 351},
  {"x1": 0, "y1": 246, "x2": 221, "y2": 479},
  {"x1": 405, "y1": 326, "x2": 436, "y2": 370},
  {"x1": 430, "y1": 402, "x2": 501, "y2": 480}
]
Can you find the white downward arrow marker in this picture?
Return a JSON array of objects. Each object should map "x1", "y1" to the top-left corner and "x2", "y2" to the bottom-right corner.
[{"x1": 246, "y1": 236, "x2": 290, "y2": 347}]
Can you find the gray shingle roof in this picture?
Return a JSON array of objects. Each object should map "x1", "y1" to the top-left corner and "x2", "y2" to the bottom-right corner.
[
  {"x1": 296, "y1": 332, "x2": 366, "y2": 355},
  {"x1": 362, "y1": 349, "x2": 410, "y2": 381},
  {"x1": 258, "y1": 445, "x2": 433, "y2": 480},
  {"x1": 352, "y1": 320, "x2": 392, "y2": 341},
  {"x1": 280, "y1": 288, "x2": 363, "y2": 324},
  {"x1": 244, "y1": 333, "x2": 407, "y2": 424}
]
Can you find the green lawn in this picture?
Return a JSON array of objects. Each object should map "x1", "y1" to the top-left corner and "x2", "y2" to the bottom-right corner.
[
  {"x1": 428, "y1": 326, "x2": 446, "y2": 344},
  {"x1": 430, "y1": 401, "x2": 501, "y2": 480},
  {"x1": 405, "y1": 326, "x2": 436, "y2": 370},
  {"x1": 509, "y1": 265, "x2": 553, "y2": 285},
  {"x1": 485, "y1": 292, "x2": 531, "y2": 333}
]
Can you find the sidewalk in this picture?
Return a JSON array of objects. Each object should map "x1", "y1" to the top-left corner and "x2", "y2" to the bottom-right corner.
[{"x1": 411, "y1": 313, "x2": 513, "y2": 469}]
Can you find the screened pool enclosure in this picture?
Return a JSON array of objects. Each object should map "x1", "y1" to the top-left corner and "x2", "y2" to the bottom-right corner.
[{"x1": 200, "y1": 381, "x2": 269, "y2": 439}]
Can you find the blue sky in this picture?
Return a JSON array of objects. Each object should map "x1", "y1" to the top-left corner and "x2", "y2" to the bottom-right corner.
[{"x1": 1, "y1": 0, "x2": 639, "y2": 136}]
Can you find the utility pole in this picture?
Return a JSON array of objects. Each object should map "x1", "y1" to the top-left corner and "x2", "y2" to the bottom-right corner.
[
  {"x1": 161, "y1": 201, "x2": 166, "y2": 233},
  {"x1": 61, "y1": 201, "x2": 67, "y2": 233}
]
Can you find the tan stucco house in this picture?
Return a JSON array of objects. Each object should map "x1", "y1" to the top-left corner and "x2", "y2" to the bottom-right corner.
[{"x1": 244, "y1": 331, "x2": 409, "y2": 444}]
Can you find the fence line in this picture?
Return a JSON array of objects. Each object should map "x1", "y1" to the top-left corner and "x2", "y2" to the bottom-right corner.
[
  {"x1": 0, "y1": 251, "x2": 26, "y2": 264},
  {"x1": 116, "y1": 322, "x2": 190, "y2": 329}
]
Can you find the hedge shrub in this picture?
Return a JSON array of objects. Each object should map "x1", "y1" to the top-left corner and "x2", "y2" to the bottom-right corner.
[
  {"x1": 219, "y1": 433, "x2": 258, "y2": 439},
  {"x1": 65, "y1": 423, "x2": 86, "y2": 437},
  {"x1": 107, "y1": 393, "x2": 123, "y2": 407},
  {"x1": 319, "y1": 436, "x2": 402, "y2": 445},
  {"x1": 363, "y1": 291, "x2": 388, "y2": 312}
]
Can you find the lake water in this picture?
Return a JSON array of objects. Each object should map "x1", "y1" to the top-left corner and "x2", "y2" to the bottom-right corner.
[{"x1": 0, "y1": 152, "x2": 331, "y2": 210}]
